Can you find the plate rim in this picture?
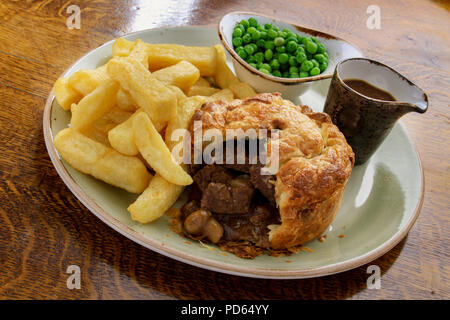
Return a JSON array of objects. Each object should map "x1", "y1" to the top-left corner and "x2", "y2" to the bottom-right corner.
[{"x1": 42, "y1": 25, "x2": 425, "y2": 279}]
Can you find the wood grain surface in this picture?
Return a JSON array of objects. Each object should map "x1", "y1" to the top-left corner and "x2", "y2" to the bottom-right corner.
[{"x1": 0, "y1": 0, "x2": 448, "y2": 300}]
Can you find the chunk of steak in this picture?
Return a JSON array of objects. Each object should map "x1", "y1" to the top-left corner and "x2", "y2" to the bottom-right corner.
[
  {"x1": 201, "y1": 182, "x2": 254, "y2": 214},
  {"x1": 249, "y1": 164, "x2": 276, "y2": 203},
  {"x1": 193, "y1": 165, "x2": 233, "y2": 191}
]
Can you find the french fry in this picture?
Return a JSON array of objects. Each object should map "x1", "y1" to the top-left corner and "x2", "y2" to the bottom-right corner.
[
  {"x1": 146, "y1": 44, "x2": 217, "y2": 76},
  {"x1": 116, "y1": 88, "x2": 137, "y2": 112},
  {"x1": 106, "y1": 106, "x2": 134, "y2": 124},
  {"x1": 108, "y1": 110, "x2": 142, "y2": 156},
  {"x1": 71, "y1": 80, "x2": 119, "y2": 132},
  {"x1": 107, "y1": 57, "x2": 177, "y2": 122},
  {"x1": 167, "y1": 85, "x2": 187, "y2": 103},
  {"x1": 112, "y1": 38, "x2": 135, "y2": 57},
  {"x1": 128, "y1": 174, "x2": 184, "y2": 223},
  {"x1": 53, "y1": 77, "x2": 82, "y2": 111},
  {"x1": 229, "y1": 82, "x2": 257, "y2": 99},
  {"x1": 153, "y1": 61, "x2": 200, "y2": 92},
  {"x1": 186, "y1": 85, "x2": 220, "y2": 97},
  {"x1": 54, "y1": 128, "x2": 150, "y2": 193},
  {"x1": 213, "y1": 44, "x2": 240, "y2": 89},
  {"x1": 193, "y1": 77, "x2": 211, "y2": 87},
  {"x1": 208, "y1": 88, "x2": 234, "y2": 102},
  {"x1": 165, "y1": 96, "x2": 207, "y2": 151},
  {"x1": 68, "y1": 64, "x2": 110, "y2": 96},
  {"x1": 133, "y1": 112, "x2": 192, "y2": 186},
  {"x1": 127, "y1": 39, "x2": 149, "y2": 69}
]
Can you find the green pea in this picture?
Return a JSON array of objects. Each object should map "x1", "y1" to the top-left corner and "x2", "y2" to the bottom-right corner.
[
  {"x1": 310, "y1": 67, "x2": 320, "y2": 76},
  {"x1": 286, "y1": 41, "x2": 298, "y2": 53},
  {"x1": 278, "y1": 31, "x2": 287, "y2": 38},
  {"x1": 240, "y1": 20, "x2": 249, "y2": 29},
  {"x1": 264, "y1": 23, "x2": 273, "y2": 29},
  {"x1": 270, "y1": 59, "x2": 280, "y2": 70},
  {"x1": 256, "y1": 39, "x2": 266, "y2": 48},
  {"x1": 297, "y1": 34, "x2": 304, "y2": 43},
  {"x1": 301, "y1": 37, "x2": 309, "y2": 46},
  {"x1": 232, "y1": 37, "x2": 243, "y2": 47},
  {"x1": 296, "y1": 46, "x2": 305, "y2": 53},
  {"x1": 249, "y1": 17, "x2": 258, "y2": 27},
  {"x1": 249, "y1": 62, "x2": 257, "y2": 69},
  {"x1": 259, "y1": 68, "x2": 271, "y2": 74},
  {"x1": 272, "y1": 26, "x2": 279, "y2": 32},
  {"x1": 252, "y1": 30, "x2": 261, "y2": 41},
  {"x1": 290, "y1": 72, "x2": 300, "y2": 78},
  {"x1": 233, "y1": 28, "x2": 243, "y2": 38},
  {"x1": 264, "y1": 40, "x2": 275, "y2": 50},
  {"x1": 317, "y1": 43, "x2": 326, "y2": 54},
  {"x1": 261, "y1": 63, "x2": 272, "y2": 72},
  {"x1": 272, "y1": 70, "x2": 282, "y2": 77},
  {"x1": 319, "y1": 61, "x2": 328, "y2": 72},
  {"x1": 247, "y1": 26, "x2": 257, "y2": 35},
  {"x1": 306, "y1": 51, "x2": 313, "y2": 60},
  {"x1": 254, "y1": 52, "x2": 264, "y2": 63},
  {"x1": 306, "y1": 41, "x2": 318, "y2": 54},
  {"x1": 274, "y1": 37, "x2": 285, "y2": 46},
  {"x1": 256, "y1": 61, "x2": 263, "y2": 68},
  {"x1": 289, "y1": 66, "x2": 299, "y2": 74},
  {"x1": 324, "y1": 52, "x2": 329, "y2": 59},
  {"x1": 299, "y1": 71, "x2": 309, "y2": 78},
  {"x1": 314, "y1": 54, "x2": 326, "y2": 63},
  {"x1": 247, "y1": 55, "x2": 256, "y2": 63},
  {"x1": 244, "y1": 44, "x2": 255, "y2": 55},
  {"x1": 237, "y1": 49, "x2": 247, "y2": 60},
  {"x1": 267, "y1": 29, "x2": 278, "y2": 39},
  {"x1": 236, "y1": 24, "x2": 245, "y2": 32},
  {"x1": 286, "y1": 36, "x2": 298, "y2": 44},
  {"x1": 257, "y1": 25, "x2": 264, "y2": 31},
  {"x1": 275, "y1": 45, "x2": 286, "y2": 53},
  {"x1": 296, "y1": 51, "x2": 307, "y2": 63},
  {"x1": 282, "y1": 71, "x2": 290, "y2": 78},
  {"x1": 288, "y1": 56, "x2": 297, "y2": 66},
  {"x1": 260, "y1": 31, "x2": 268, "y2": 40},
  {"x1": 242, "y1": 33, "x2": 252, "y2": 44},
  {"x1": 278, "y1": 53, "x2": 289, "y2": 64},
  {"x1": 311, "y1": 37, "x2": 318, "y2": 43},
  {"x1": 311, "y1": 59, "x2": 319, "y2": 68},
  {"x1": 264, "y1": 49, "x2": 273, "y2": 61},
  {"x1": 251, "y1": 43, "x2": 258, "y2": 51},
  {"x1": 235, "y1": 46, "x2": 244, "y2": 52},
  {"x1": 300, "y1": 60, "x2": 313, "y2": 71}
]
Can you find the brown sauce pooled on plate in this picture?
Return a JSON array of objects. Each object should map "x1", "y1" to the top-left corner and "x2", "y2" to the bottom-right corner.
[{"x1": 344, "y1": 79, "x2": 396, "y2": 101}]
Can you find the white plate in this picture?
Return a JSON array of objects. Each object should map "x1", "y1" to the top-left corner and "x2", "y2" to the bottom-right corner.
[{"x1": 43, "y1": 26, "x2": 424, "y2": 279}]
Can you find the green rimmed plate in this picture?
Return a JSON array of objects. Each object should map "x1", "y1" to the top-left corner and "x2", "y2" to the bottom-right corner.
[{"x1": 43, "y1": 26, "x2": 424, "y2": 279}]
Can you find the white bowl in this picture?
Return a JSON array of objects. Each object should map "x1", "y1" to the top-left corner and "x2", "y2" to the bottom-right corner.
[{"x1": 218, "y1": 11, "x2": 364, "y2": 100}]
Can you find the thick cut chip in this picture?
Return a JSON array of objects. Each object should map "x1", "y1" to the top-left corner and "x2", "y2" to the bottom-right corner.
[
  {"x1": 186, "y1": 85, "x2": 220, "y2": 97},
  {"x1": 165, "y1": 96, "x2": 207, "y2": 151},
  {"x1": 112, "y1": 38, "x2": 135, "y2": 57},
  {"x1": 116, "y1": 88, "x2": 137, "y2": 112},
  {"x1": 68, "y1": 64, "x2": 110, "y2": 96},
  {"x1": 133, "y1": 112, "x2": 192, "y2": 186},
  {"x1": 53, "y1": 77, "x2": 82, "y2": 111},
  {"x1": 208, "y1": 88, "x2": 234, "y2": 102},
  {"x1": 228, "y1": 82, "x2": 257, "y2": 99},
  {"x1": 193, "y1": 77, "x2": 211, "y2": 87},
  {"x1": 128, "y1": 39, "x2": 149, "y2": 69},
  {"x1": 107, "y1": 57, "x2": 177, "y2": 122},
  {"x1": 108, "y1": 110, "x2": 142, "y2": 156},
  {"x1": 213, "y1": 44, "x2": 240, "y2": 89},
  {"x1": 71, "y1": 80, "x2": 119, "y2": 132},
  {"x1": 152, "y1": 61, "x2": 200, "y2": 92},
  {"x1": 53, "y1": 128, "x2": 150, "y2": 193},
  {"x1": 146, "y1": 44, "x2": 217, "y2": 76},
  {"x1": 128, "y1": 174, "x2": 184, "y2": 223}
]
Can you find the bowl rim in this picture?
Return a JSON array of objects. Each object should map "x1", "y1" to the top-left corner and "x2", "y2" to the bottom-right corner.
[
  {"x1": 218, "y1": 11, "x2": 352, "y2": 84},
  {"x1": 43, "y1": 25, "x2": 425, "y2": 279}
]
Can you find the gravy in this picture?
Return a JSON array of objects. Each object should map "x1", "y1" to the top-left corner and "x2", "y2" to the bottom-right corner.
[{"x1": 344, "y1": 79, "x2": 396, "y2": 101}]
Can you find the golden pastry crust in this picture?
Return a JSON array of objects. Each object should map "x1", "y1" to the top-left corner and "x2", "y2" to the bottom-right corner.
[{"x1": 190, "y1": 92, "x2": 354, "y2": 249}]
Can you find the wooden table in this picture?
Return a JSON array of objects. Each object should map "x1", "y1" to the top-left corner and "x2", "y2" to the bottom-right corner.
[{"x1": 0, "y1": 0, "x2": 448, "y2": 300}]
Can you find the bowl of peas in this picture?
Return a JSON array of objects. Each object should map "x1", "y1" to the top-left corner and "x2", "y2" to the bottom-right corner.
[{"x1": 219, "y1": 12, "x2": 363, "y2": 98}]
